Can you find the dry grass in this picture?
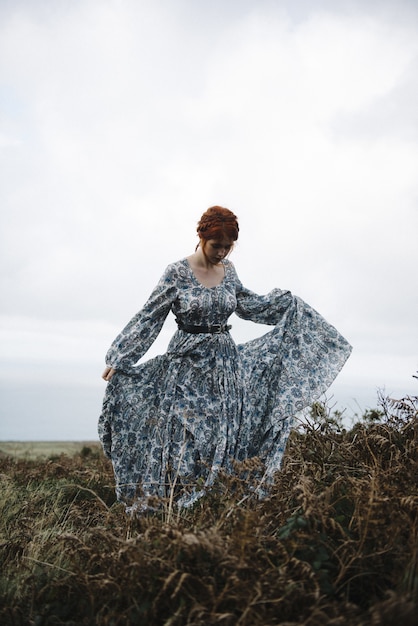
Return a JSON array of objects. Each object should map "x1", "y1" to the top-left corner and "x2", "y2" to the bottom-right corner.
[
  {"x1": 0, "y1": 395, "x2": 417, "y2": 625},
  {"x1": 0, "y1": 441, "x2": 100, "y2": 460}
]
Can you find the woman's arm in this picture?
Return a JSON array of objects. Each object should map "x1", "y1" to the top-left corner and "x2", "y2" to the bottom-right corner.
[{"x1": 103, "y1": 263, "x2": 178, "y2": 375}]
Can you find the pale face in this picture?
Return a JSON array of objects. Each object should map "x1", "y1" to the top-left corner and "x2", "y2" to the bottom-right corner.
[{"x1": 203, "y1": 237, "x2": 234, "y2": 265}]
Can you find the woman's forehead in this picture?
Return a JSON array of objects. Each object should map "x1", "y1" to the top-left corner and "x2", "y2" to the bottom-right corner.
[{"x1": 207, "y1": 237, "x2": 233, "y2": 245}]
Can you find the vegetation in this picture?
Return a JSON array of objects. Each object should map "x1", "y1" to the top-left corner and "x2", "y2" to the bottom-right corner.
[
  {"x1": 0, "y1": 393, "x2": 417, "y2": 625},
  {"x1": 0, "y1": 441, "x2": 99, "y2": 461}
]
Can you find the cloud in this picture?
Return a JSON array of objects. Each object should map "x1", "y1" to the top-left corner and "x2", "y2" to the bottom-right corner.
[{"x1": 0, "y1": 0, "x2": 417, "y2": 437}]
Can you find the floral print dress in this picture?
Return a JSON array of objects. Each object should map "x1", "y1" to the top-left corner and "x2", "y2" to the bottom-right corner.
[{"x1": 99, "y1": 259, "x2": 352, "y2": 510}]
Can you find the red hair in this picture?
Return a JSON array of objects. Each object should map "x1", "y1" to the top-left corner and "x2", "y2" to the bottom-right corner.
[{"x1": 196, "y1": 206, "x2": 239, "y2": 244}]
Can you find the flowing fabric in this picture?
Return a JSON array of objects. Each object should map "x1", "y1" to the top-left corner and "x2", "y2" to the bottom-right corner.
[{"x1": 99, "y1": 259, "x2": 352, "y2": 509}]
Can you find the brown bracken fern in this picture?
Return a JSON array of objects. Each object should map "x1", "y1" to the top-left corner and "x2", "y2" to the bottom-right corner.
[{"x1": 0, "y1": 389, "x2": 417, "y2": 625}]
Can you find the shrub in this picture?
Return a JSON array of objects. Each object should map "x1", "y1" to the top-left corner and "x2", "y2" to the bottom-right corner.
[{"x1": 0, "y1": 393, "x2": 417, "y2": 625}]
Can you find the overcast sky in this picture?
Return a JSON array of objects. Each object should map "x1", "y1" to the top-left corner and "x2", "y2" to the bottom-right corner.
[{"x1": 1, "y1": 0, "x2": 417, "y2": 440}]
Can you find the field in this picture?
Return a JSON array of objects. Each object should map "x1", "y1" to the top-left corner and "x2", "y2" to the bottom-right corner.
[
  {"x1": 1, "y1": 395, "x2": 417, "y2": 625},
  {"x1": 0, "y1": 441, "x2": 99, "y2": 461}
]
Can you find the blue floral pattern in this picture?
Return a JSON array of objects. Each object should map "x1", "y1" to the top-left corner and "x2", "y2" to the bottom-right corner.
[{"x1": 99, "y1": 259, "x2": 352, "y2": 509}]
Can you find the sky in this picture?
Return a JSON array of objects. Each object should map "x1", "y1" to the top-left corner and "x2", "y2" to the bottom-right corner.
[{"x1": 1, "y1": 0, "x2": 417, "y2": 440}]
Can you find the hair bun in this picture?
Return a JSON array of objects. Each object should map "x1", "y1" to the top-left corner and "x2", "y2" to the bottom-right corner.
[{"x1": 197, "y1": 206, "x2": 239, "y2": 240}]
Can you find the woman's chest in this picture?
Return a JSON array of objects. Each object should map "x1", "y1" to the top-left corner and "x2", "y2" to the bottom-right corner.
[{"x1": 172, "y1": 282, "x2": 237, "y2": 318}]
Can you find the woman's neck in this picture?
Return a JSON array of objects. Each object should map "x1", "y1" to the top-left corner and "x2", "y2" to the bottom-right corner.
[{"x1": 191, "y1": 247, "x2": 212, "y2": 269}]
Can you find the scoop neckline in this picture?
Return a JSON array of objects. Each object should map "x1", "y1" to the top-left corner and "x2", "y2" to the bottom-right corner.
[{"x1": 184, "y1": 258, "x2": 228, "y2": 289}]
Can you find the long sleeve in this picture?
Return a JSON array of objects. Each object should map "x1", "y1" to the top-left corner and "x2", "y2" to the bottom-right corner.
[
  {"x1": 236, "y1": 284, "x2": 295, "y2": 324},
  {"x1": 232, "y1": 263, "x2": 294, "y2": 324},
  {"x1": 106, "y1": 264, "x2": 178, "y2": 372}
]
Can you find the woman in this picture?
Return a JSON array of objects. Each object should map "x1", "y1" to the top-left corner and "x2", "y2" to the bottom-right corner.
[{"x1": 99, "y1": 206, "x2": 351, "y2": 512}]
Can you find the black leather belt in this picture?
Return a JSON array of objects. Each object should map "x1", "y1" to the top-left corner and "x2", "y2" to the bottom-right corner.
[{"x1": 176, "y1": 320, "x2": 232, "y2": 334}]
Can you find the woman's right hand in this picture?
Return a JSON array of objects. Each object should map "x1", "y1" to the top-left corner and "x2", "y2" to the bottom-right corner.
[{"x1": 102, "y1": 366, "x2": 116, "y2": 381}]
